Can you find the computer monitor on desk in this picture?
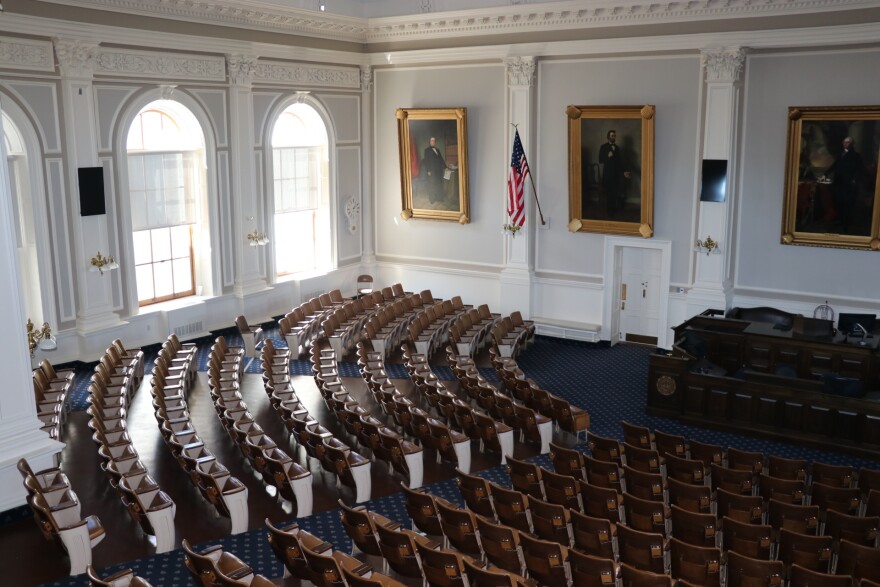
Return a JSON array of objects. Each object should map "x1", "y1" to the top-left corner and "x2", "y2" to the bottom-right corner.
[{"x1": 838, "y1": 313, "x2": 876, "y2": 337}]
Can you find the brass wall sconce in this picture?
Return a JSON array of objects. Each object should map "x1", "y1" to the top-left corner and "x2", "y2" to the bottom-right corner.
[
  {"x1": 89, "y1": 251, "x2": 119, "y2": 275},
  {"x1": 247, "y1": 230, "x2": 269, "y2": 246},
  {"x1": 694, "y1": 236, "x2": 721, "y2": 256},
  {"x1": 26, "y1": 318, "x2": 57, "y2": 356}
]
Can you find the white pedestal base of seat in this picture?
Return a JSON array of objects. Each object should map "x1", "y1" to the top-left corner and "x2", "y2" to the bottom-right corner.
[
  {"x1": 146, "y1": 507, "x2": 176, "y2": 553},
  {"x1": 351, "y1": 461, "x2": 372, "y2": 503},
  {"x1": 453, "y1": 440, "x2": 471, "y2": 474},
  {"x1": 538, "y1": 420, "x2": 552, "y2": 454},
  {"x1": 404, "y1": 451, "x2": 423, "y2": 489},
  {"x1": 292, "y1": 475, "x2": 313, "y2": 517},
  {"x1": 498, "y1": 430, "x2": 514, "y2": 465},
  {"x1": 222, "y1": 488, "x2": 249, "y2": 534},
  {"x1": 59, "y1": 518, "x2": 103, "y2": 576}
]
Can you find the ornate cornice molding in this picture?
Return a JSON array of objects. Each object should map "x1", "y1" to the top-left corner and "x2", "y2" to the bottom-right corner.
[
  {"x1": 505, "y1": 56, "x2": 535, "y2": 87},
  {"x1": 34, "y1": 0, "x2": 880, "y2": 45},
  {"x1": 701, "y1": 47, "x2": 747, "y2": 83},
  {"x1": 53, "y1": 38, "x2": 99, "y2": 79},
  {"x1": 0, "y1": 36, "x2": 54, "y2": 72},
  {"x1": 252, "y1": 60, "x2": 360, "y2": 89},
  {"x1": 226, "y1": 54, "x2": 258, "y2": 86},
  {"x1": 95, "y1": 48, "x2": 226, "y2": 80}
]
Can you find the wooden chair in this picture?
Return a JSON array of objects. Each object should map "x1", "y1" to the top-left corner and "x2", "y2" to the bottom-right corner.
[
  {"x1": 569, "y1": 550, "x2": 619, "y2": 587},
  {"x1": 625, "y1": 491, "x2": 670, "y2": 536},
  {"x1": 776, "y1": 528, "x2": 832, "y2": 574},
  {"x1": 401, "y1": 484, "x2": 448, "y2": 537},
  {"x1": 489, "y1": 481, "x2": 532, "y2": 534},
  {"x1": 588, "y1": 432, "x2": 624, "y2": 465},
  {"x1": 518, "y1": 532, "x2": 569, "y2": 587},
  {"x1": 767, "y1": 499, "x2": 819, "y2": 538},
  {"x1": 338, "y1": 500, "x2": 394, "y2": 557},
  {"x1": 620, "y1": 562, "x2": 674, "y2": 587},
  {"x1": 721, "y1": 516, "x2": 772, "y2": 560},
  {"x1": 789, "y1": 564, "x2": 852, "y2": 587},
  {"x1": 416, "y1": 543, "x2": 471, "y2": 587},
  {"x1": 664, "y1": 452, "x2": 706, "y2": 486},
  {"x1": 86, "y1": 564, "x2": 153, "y2": 586},
  {"x1": 823, "y1": 510, "x2": 879, "y2": 548},
  {"x1": 182, "y1": 538, "x2": 252, "y2": 587},
  {"x1": 670, "y1": 504, "x2": 715, "y2": 547},
  {"x1": 463, "y1": 558, "x2": 531, "y2": 587},
  {"x1": 549, "y1": 442, "x2": 586, "y2": 480},
  {"x1": 688, "y1": 439, "x2": 724, "y2": 468},
  {"x1": 436, "y1": 501, "x2": 482, "y2": 559},
  {"x1": 578, "y1": 478, "x2": 623, "y2": 524},
  {"x1": 617, "y1": 522, "x2": 666, "y2": 574},
  {"x1": 717, "y1": 488, "x2": 765, "y2": 525},
  {"x1": 767, "y1": 455, "x2": 808, "y2": 481},
  {"x1": 540, "y1": 466, "x2": 581, "y2": 511},
  {"x1": 529, "y1": 495, "x2": 572, "y2": 546},
  {"x1": 668, "y1": 537, "x2": 721, "y2": 587},
  {"x1": 456, "y1": 469, "x2": 495, "y2": 518},
  {"x1": 375, "y1": 523, "x2": 435, "y2": 580},
  {"x1": 584, "y1": 454, "x2": 623, "y2": 493},
  {"x1": 725, "y1": 550, "x2": 783, "y2": 587},
  {"x1": 506, "y1": 456, "x2": 544, "y2": 499},
  {"x1": 623, "y1": 465, "x2": 666, "y2": 502},
  {"x1": 832, "y1": 539, "x2": 880, "y2": 585},
  {"x1": 654, "y1": 429, "x2": 687, "y2": 460},
  {"x1": 475, "y1": 514, "x2": 524, "y2": 575},
  {"x1": 758, "y1": 474, "x2": 806, "y2": 505},
  {"x1": 571, "y1": 509, "x2": 616, "y2": 559},
  {"x1": 623, "y1": 442, "x2": 662, "y2": 474},
  {"x1": 667, "y1": 477, "x2": 712, "y2": 514},
  {"x1": 264, "y1": 518, "x2": 332, "y2": 583}
]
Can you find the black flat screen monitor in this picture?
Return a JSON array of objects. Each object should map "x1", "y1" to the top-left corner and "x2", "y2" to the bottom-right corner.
[
  {"x1": 838, "y1": 313, "x2": 876, "y2": 336},
  {"x1": 700, "y1": 159, "x2": 728, "y2": 203},
  {"x1": 78, "y1": 166, "x2": 106, "y2": 216}
]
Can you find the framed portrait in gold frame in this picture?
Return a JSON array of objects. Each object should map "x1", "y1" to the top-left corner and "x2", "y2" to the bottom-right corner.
[
  {"x1": 566, "y1": 104, "x2": 655, "y2": 238},
  {"x1": 397, "y1": 107, "x2": 470, "y2": 224},
  {"x1": 781, "y1": 105, "x2": 880, "y2": 251}
]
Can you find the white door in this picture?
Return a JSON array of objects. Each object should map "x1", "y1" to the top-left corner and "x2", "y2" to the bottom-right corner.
[{"x1": 619, "y1": 247, "x2": 662, "y2": 344}]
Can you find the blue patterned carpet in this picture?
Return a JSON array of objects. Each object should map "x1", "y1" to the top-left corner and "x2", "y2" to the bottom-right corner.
[{"x1": 40, "y1": 334, "x2": 880, "y2": 586}]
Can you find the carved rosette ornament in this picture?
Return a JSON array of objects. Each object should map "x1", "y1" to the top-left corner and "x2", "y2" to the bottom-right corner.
[
  {"x1": 53, "y1": 38, "x2": 99, "y2": 79},
  {"x1": 226, "y1": 54, "x2": 258, "y2": 86},
  {"x1": 701, "y1": 48, "x2": 746, "y2": 83},
  {"x1": 505, "y1": 56, "x2": 535, "y2": 87},
  {"x1": 360, "y1": 66, "x2": 373, "y2": 93}
]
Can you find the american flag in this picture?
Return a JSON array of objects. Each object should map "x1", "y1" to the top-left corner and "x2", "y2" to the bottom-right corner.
[{"x1": 507, "y1": 130, "x2": 529, "y2": 227}]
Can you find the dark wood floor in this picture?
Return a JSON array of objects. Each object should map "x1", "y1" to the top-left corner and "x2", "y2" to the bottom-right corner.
[{"x1": 4, "y1": 350, "x2": 552, "y2": 586}]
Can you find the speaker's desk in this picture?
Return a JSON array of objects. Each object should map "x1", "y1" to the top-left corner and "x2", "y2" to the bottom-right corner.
[{"x1": 648, "y1": 312, "x2": 880, "y2": 458}]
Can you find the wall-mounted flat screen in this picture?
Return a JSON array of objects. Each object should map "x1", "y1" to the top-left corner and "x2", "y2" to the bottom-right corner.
[
  {"x1": 78, "y1": 166, "x2": 106, "y2": 216},
  {"x1": 700, "y1": 159, "x2": 728, "y2": 203}
]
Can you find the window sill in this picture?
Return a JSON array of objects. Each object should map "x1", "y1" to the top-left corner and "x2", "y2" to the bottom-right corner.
[
  {"x1": 138, "y1": 295, "x2": 207, "y2": 315},
  {"x1": 274, "y1": 268, "x2": 334, "y2": 285}
]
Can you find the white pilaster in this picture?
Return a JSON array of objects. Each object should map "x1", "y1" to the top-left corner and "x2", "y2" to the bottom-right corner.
[
  {"x1": 55, "y1": 38, "x2": 121, "y2": 333},
  {"x1": 360, "y1": 65, "x2": 376, "y2": 265},
  {"x1": 688, "y1": 47, "x2": 746, "y2": 316},
  {"x1": 227, "y1": 54, "x2": 270, "y2": 297},
  {"x1": 0, "y1": 107, "x2": 64, "y2": 512},
  {"x1": 500, "y1": 56, "x2": 536, "y2": 317}
]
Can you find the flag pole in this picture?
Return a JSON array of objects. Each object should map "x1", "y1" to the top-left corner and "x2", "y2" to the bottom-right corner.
[{"x1": 511, "y1": 123, "x2": 546, "y2": 226}]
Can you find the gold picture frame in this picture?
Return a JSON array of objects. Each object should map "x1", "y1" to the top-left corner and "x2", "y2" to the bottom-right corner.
[
  {"x1": 781, "y1": 106, "x2": 880, "y2": 251},
  {"x1": 397, "y1": 107, "x2": 470, "y2": 224},
  {"x1": 567, "y1": 104, "x2": 655, "y2": 237}
]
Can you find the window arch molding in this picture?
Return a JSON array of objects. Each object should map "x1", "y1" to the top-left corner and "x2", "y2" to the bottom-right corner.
[
  {"x1": 112, "y1": 88, "x2": 222, "y2": 314},
  {"x1": 261, "y1": 94, "x2": 338, "y2": 281},
  {"x1": 0, "y1": 91, "x2": 57, "y2": 328}
]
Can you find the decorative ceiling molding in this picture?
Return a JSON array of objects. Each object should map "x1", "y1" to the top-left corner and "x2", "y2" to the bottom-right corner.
[
  {"x1": 95, "y1": 48, "x2": 226, "y2": 80},
  {"x1": 35, "y1": 0, "x2": 880, "y2": 45},
  {"x1": 0, "y1": 36, "x2": 54, "y2": 72},
  {"x1": 252, "y1": 60, "x2": 360, "y2": 88}
]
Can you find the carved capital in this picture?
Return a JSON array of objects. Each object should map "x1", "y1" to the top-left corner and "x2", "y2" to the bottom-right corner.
[
  {"x1": 53, "y1": 38, "x2": 99, "y2": 79},
  {"x1": 226, "y1": 53, "x2": 258, "y2": 86},
  {"x1": 505, "y1": 56, "x2": 535, "y2": 87},
  {"x1": 360, "y1": 65, "x2": 373, "y2": 93},
  {"x1": 701, "y1": 47, "x2": 746, "y2": 83}
]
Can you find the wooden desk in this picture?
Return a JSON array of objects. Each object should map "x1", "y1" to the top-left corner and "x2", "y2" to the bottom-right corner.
[{"x1": 648, "y1": 312, "x2": 880, "y2": 459}]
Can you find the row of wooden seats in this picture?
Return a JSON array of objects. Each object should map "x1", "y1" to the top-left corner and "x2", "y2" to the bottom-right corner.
[
  {"x1": 279, "y1": 291, "x2": 348, "y2": 358},
  {"x1": 407, "y1": 295, "x2": 468, "y2": 358},
  {"x1": 489, "y1": 344, "x2": 591, "y2": 442},
  {"x1": 356, "y1": 339, "x2": 473, "y2": 474},
  {"x1": 150, "y1": 341, "x2": 249, "y2": 535},
  {"x1": 454, "y1": 467, "x2": 880, "y2": 587},
  {"x1": 363, "y1": 293, "x2": 427, "y2": 357},
  {"x1": 491, "y1": 311, "x2": 536, "y2": 358},
  {"x1": 33, "y1": 359, "x2": 74, "y2": 440},
  {"x1": 448, "y1": 303, "x2": 502, "y2": 357},
  {"x1": 18, "y1": 458, "x2": 105, "y2": 576},
  {"x1": 88, "y1": 342, "x2": 176, "y2": 554},
  {"x1": 402, "y1": 343, "x2": 518, "y2": 464},
  {"x1": 209, "y1": 336, "x2": 314, "y2": 517},
  {"x1": 313, "y1": 340, "x2": 426, "y2": 488},
  {"x1": 86, "y1": 564, "x2": 153, "y2": 586},
  {"x1": 323, "y1": 297, "x2": 384, "y2": 356},
  {"x1": 447, "y1": 347, "x2": 554, "y2": 454}
]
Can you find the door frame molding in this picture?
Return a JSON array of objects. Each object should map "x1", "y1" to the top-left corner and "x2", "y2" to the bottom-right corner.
[{"x1": 603, "y1": 237, "x2": 672, "y2": 347}]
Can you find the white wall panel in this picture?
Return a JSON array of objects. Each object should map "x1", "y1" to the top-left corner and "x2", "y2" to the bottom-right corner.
[
  {"x1": 45, "y1": 158, "x2": 75, "y2": 324},
  {"x1": 321, "y1": 94, "x2": 360, "y2": 143},
  {"x1": 191, "y1": 89, "x2": 228, "y2": 148},
  {"x1": 374, "y1": 65, "x2": 505, "y2": 266},
  {"x1": 336, "y1": 145, "x2": 362, "y2": 262},
  {"x1": 737, "y1": 48, "x2": 880, "y2": 301},
  {"x1": 253, "y1": 92, "x2": 281, "y2": 145},
  {"x1": 94, "y1": 85, "x2": 138, "y2": 152},
  {"x1": 3, "y1": 82, "x2": 61, "y2": 153},
  {"x1": 535, "y1": 56, "x2": 700, "y2": 285},
  {"x1": 217, "y1": 150, "x2": 234, "y2": 289}
]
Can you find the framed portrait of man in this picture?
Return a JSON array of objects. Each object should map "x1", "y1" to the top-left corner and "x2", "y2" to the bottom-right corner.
[
  {"x1": 397, "y1": 107, "x2": 470, "y2": 224},
  {"x1": 781, "y1": 106, "x2": 880, "y2": 251},
  {"x1": 566, "y1": 104, "x2": 655, "y2": 237}
]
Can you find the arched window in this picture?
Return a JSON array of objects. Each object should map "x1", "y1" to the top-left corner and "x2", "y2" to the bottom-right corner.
[
  {"x1": 126, "y1": 101, "x2": 206, "y2": 305},
  {"x1": 271, "y1": 103, "x2": 331, "y2": 276}
]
